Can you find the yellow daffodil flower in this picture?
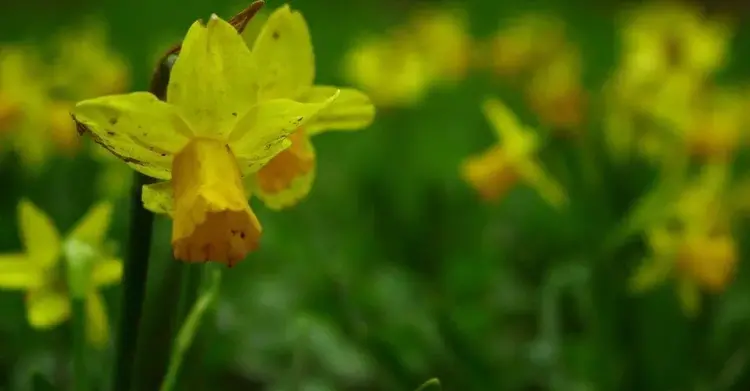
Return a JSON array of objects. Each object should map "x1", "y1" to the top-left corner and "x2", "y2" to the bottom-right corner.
[
  {"x1": 482, "y1": 14, "x2": 566, "y2": 79},
  {"x1": 51, "y1": 21, "x2": 130, "y2": 98},
  {"x1": 631, "y1": 223, "x2": 736, "y2": 316},
  {"x1": 408, "y1": 7, "x2": 472, "y2": 82},
  {"x1": 461, "y1": 98, "x2": 566, "y2": 207},
  {"x1": 525, "y1": 47, "x2": 586, "y2": 135},
  {"x1": 680, "y1": 88, "x2": 747, "y2": 162},
  {"x1": 73, "y1": 14, "x2": 339, "y2": 266},
  {"x1": 344, "y1": 33, "x2": 432, "y2": 108},
  {"x1": 239, "y1": 5, "x2": 374, "y2": 210},
  {"x1": 0, "y1": 200, "x2": 122, "y2": 347},
  {"x1": 630, "y1": 164, "x2": 735, "y2": 316},
  {"x1": 619, "y1": 1, "x2": 731, "y2": 86},
  {"x1": 0, "y1": 46, "x2": 53, "y2": 169},
  {"x1": 605, "y1": 2, "x2": 733, "y2": 164}
]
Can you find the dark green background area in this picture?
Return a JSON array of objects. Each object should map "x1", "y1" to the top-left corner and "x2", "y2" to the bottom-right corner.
[{"x1": 2, "y1": 0, "x2": 750, "y2": 390}]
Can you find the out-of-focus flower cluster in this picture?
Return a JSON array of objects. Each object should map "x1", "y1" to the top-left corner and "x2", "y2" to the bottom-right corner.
[
  {"x1": 344, "y1": 1, "x2": 749, "y2": 316},
  {"x1": 0, "y1": 19, "x2": 131, "y2": 197},
  {"x1": 343, "y1": 6, "x2": 472, "y2": 107}
]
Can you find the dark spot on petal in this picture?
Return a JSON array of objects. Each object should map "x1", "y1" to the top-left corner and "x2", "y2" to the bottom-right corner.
[
  {"x1": 272, "y1": 31, "x2": 280, "y2": 40},
  {"x1": 231, "y1": 112, "x2": 237, "y2": 117},
  {"x1": 240, "y1": 232, "x2": 245, "y2": 239},
  {"x1": 160, "y1": 153, "x2": 167, "y2": 157},
  {"x1": 107, "y1": 131, "x2": 116, "y2": 136},
  {"x1": 109, "y1": 117, "x2": 118, "y2": 125}
]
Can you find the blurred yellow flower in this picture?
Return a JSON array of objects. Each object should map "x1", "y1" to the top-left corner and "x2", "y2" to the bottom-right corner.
[
  {"x1": 482, "y1": 14, "x2": 566, "y2": 79},
  {"x1": 344, "y1": 34, "x2": 431, "y2": 108},
  {"x1": 604, "y1": 2, "x2": 734, "y2": 164},
  {"x1": 461, "y1": 98, "x2": 566, "y2": 207},
  {"x1": 0, "y1": 200, "x2": 122, "y2": 347},
  {"x1": 240, "y1": 5, "x2": 375, "y2": 210},
  {"x1": 618, "y1": 1, "x2": 731, "y2": 88},
  {"x1": 51, "y1": 20, "x2": 130, "y2": 98},
  {"x1": 0, "y1": 46, "x2": 53, "y2": 170},
  {"x1": 630, "y1": 164, "x2": 735, "y2": 316},
  {"x1": 525, "y1": 47, "x2": 586, "y2": 135},
  {"x1": 408, "y1": 7, "x2": 472, "y2": 82},
  {"x1": 73, "y1": 14, "x2": 338, "y2": 266},
  {"x1": 681, "y1": 88, "x2": 747, "y2": 162},
  {"x1": 48, "y1": 101, "x2": 82, "y2": 155}
]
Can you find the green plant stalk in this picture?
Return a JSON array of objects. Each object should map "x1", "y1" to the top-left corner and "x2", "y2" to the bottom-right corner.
[
  {"x1": 172, "y1": 265, "x2": 203, "y2": 340},
  {"x1": 168, "y1": 264, "x2": 204, "y2": 390},
  {"x1": 159, "y1": 265, "x2": 222, "y2": 391},
  {"x1": 71, "y1": 298, "x2": 88, "y2": 391},
  {"x1": 111, "y1": 172, "x2": 155, "y2": 391}
]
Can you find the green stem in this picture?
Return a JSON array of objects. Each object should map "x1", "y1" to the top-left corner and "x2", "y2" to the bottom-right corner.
[
  {"x1": 111, "y1": 172, "x2": 155, "y2": 391},
  {"x1": 71, "y1": 298, "x2": 88, "y2": 391},
  {"x1": 172, "y1": 265, "x2": 203, "y2": 337},
  {"x1": 167, "y1": 264, "x2": 204, "y2": 390},
  {"x1": 159, "y1": 265, "x2": 222, "y2": 391}
]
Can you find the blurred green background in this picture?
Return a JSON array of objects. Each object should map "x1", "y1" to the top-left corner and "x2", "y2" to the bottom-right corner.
[{"x1": 2, "y1": 0, "x2": 750, "y2": 390}]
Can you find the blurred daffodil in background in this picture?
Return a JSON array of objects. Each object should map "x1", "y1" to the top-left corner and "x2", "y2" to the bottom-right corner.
[
  {"x1": 240, "y1": 5, "x2": 374, "y2": 210},
  {"x1": 0, "y1": 200, "x2": 121, "y2": 347},
  {"x1": 344, "y1": 35, "x2": 431, "y2": 108},
  {"x1": 0, "y1": 19, "x2": 130, "y2": 173},
  {"x1": 461, "y1": 98, "x2": 566, "y2": 208},
  {"x1": 482, "y1": 13, "x2": 566, "y2": 80},
  {"x1": 407, "y1": 7, "x2": 472, "y2": 83},
  {"x1": 604, "y1": 1, "x2": 735, "y2": 163},
  {"x1": 631, "y1": 164, "x2": 736, "y2": 316},
  {"x1": 50, "y1": 21, "x2": 130, "y2": 98},
  {"x1": 344, "y1": 5, "x2": 470, "y2": 108},
  {"x1": 0, "y1": 46, "x2": 54, "y2": 170},
  {"x1": 74, "y1": 14, "x2": 338, "y2": 265}
]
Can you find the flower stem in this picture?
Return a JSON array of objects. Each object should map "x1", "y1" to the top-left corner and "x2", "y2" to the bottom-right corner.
[
  {"x1": 111, "y1": 172, "x2": 154, "y2": 391},
  {"x1": 172, "y1": 265, "x2": 203, "y2": 337},
  {"x1": 159, "y1": 265, "x2": 222, "y2": 391},
  {"x1": 71, "y1": 298, "x2": 88, "y2": 391}
]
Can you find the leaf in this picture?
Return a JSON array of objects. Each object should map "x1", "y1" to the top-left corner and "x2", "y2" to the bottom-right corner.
[{"x1": 415, "y1": 378, "x2": 441, "y2": 391}]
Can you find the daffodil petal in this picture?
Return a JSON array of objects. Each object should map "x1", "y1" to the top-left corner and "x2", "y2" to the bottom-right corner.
[
  {"x1": 0, "y1": 254, "x2": 44, "y2": 289},
  {"x1": 516, "y1": 160, "x2": 567, "y2": 208},
  {"x1": 629, "y1": 257, "x2": 672, "y2": 293},
  {"x1": 461, "y1": 146, "x2": 519, "y2": 202},
  {"x1": 482, "y1": 98, "x2": 526, "y2": 142},
  {"x1": 18, "y1": 199, "x2": 61, "y2": 269},
  {"x1": 647, "y1": 226, "x2": 679, "y2": 256},
  {"x1": 73, "y1": 92, "x2": 191, "y2": 180},
  {"x1": 250, "y1": 4, "x2": 315, "y2": 100},
  {"x1": 302, "y1": 86, "x2": 375, "y2": 135},
  {"x1": 68, "y1": 202, "x2": 113, "y2": 246},
  {"x1": 26, "y1": 288, "x2": 70, "y2": 329},
  {"x1": 229, "y1": 93, "x2": 339, "y2": 174},
  {"x1": 167, "y1": 15, "x2": 257, "y2": 137},
  {"x1": 92, "y1": 258, "x2": 123, "y2": 287},
  {"x1": 142, "y1": 181, "x2": 174, "y2": 215},
  {"x1": 251, "y1": 129, "x2": 316, "y2": 210},
  {"x1": 86, "y1": 291, "x2": 109, "y2": 348}
]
